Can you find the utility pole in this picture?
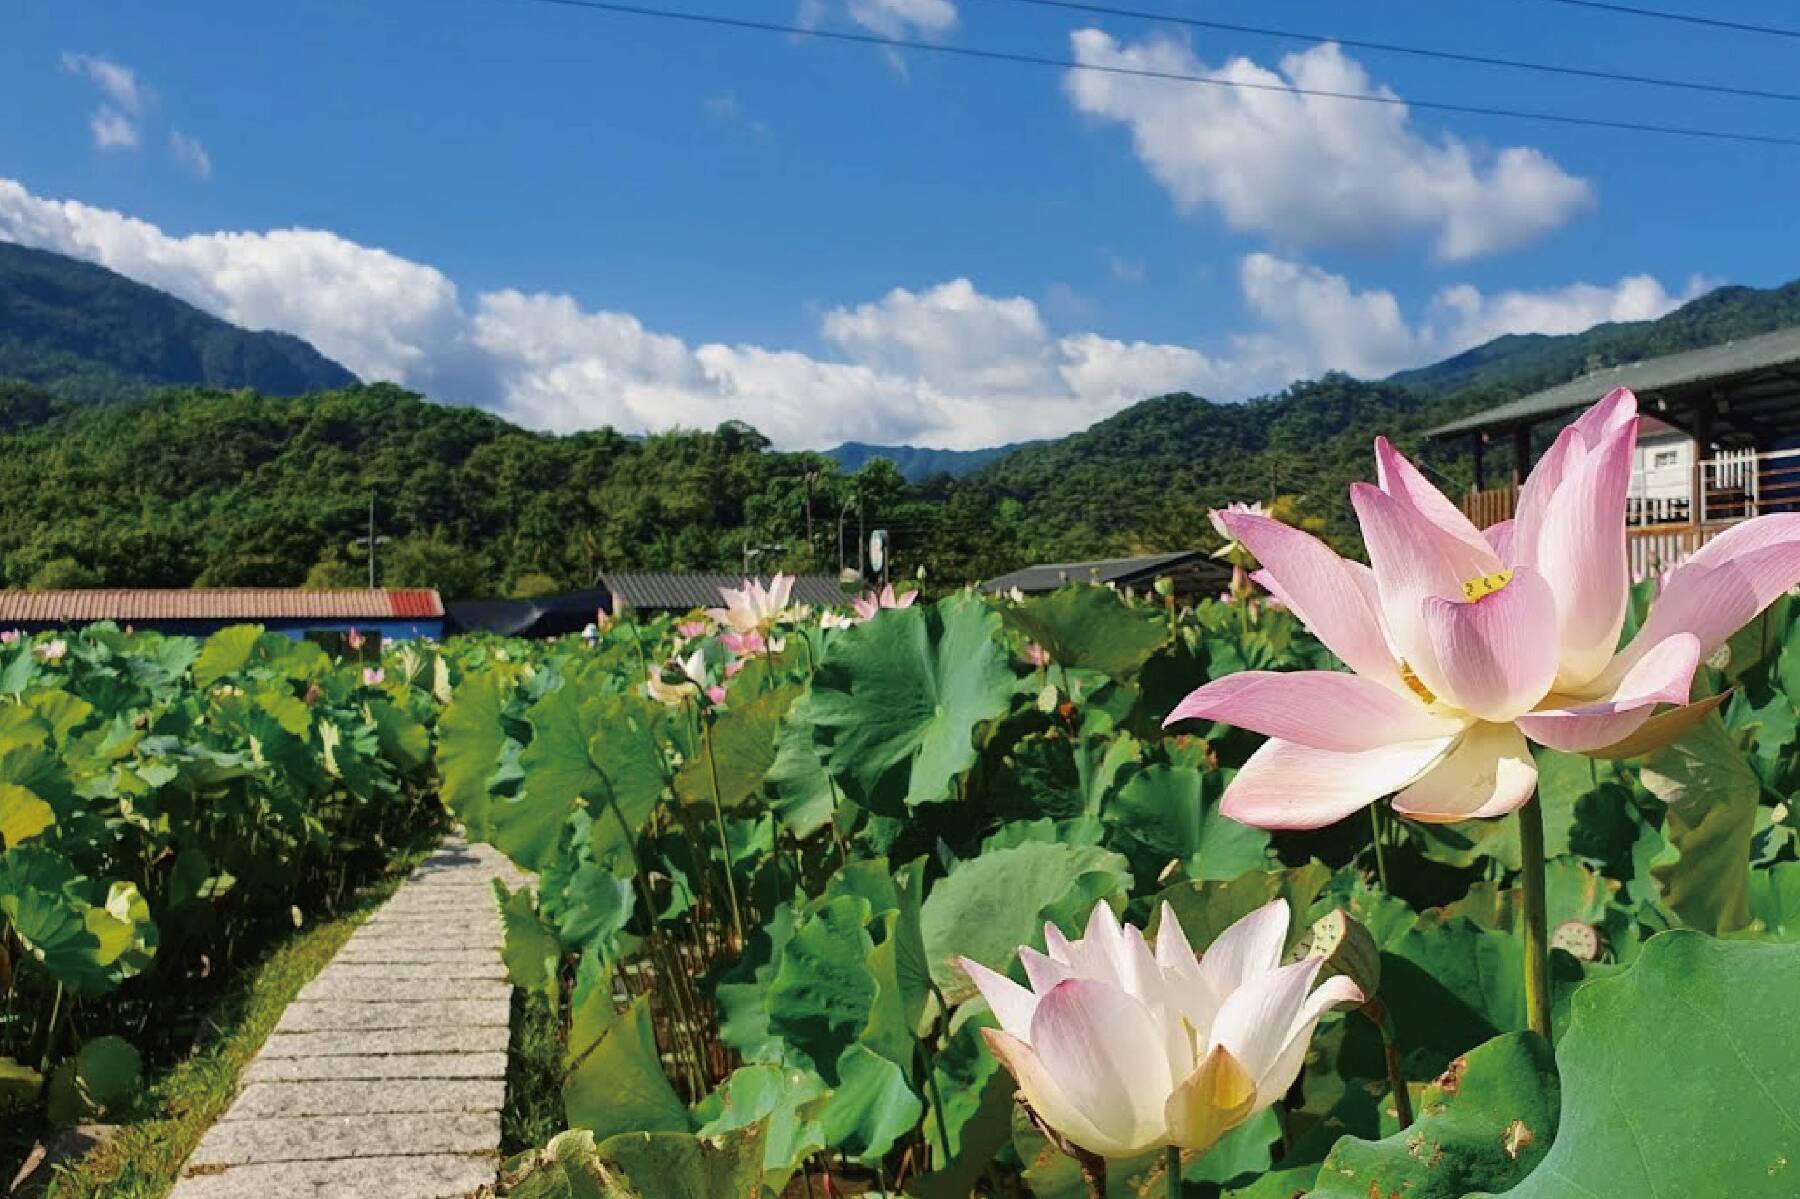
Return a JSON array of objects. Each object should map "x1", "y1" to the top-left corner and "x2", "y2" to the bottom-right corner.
[{"x1": 351, "y1": 494, "x2": 390, "y2": 589}]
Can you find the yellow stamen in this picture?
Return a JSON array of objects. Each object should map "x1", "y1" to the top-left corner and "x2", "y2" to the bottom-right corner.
[
  {"x1": 1399, "y1": 662, "x2": 1438, "y2": 706},
  {"x1": 1462, "y1": 570, "x2": 1514, "y2": 602}
]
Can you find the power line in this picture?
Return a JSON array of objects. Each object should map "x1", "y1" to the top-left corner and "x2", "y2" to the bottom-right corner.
[
  {"x1": 983, "y1": 0, "x2": 1800, "y2": 104},
  {"x1": 1524, "y1": 0, "x2": 1800, "y2": 41},
  {"x1": 514, "y1": 0, "x2": 1800, "y2": 147}
]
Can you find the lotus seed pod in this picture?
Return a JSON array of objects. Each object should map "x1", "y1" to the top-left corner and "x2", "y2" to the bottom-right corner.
[
  {"x1": 1551, "y1": 920, "x2": 1602, "y2": 961},
  {"x1": 1297, "y1": 908, "x2": 1381, "y2": 1004}
]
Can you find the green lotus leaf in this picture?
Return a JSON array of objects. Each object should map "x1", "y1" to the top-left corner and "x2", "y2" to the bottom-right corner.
[
  {"x1": 674, "y1": 683, "x2": 800, "y2": 811},
  {"x1": 810, "y1": 594, "x2": 1014, "y2": 815},
  {"x1": 920, "y1": 839, "x2": 1131, "y2": 1004},
  {"x1": 1002, "y1": 584, "x2": 1169, "y2": 680},
  {"x1": 1107, "y1": 760, "x2": 1271, "y2": 882},
  {"x1": 0, "y1": 1057, "x2": 43, "y2": 1111},
  {"x1": 1749, "y1": 862, "x2": 1800, "y2": 940},
  {"x1": 817, "y1": 1041, "x2": 922, "y2": 1163},
  {"x1": 1476, "y1": 933, "x2": 1800, "y2": 1198},
  {"x1": 1642, "y1": 712, "x2": 1758, "y2": 934},
  {"x1": 24, "y1": 690, "x2": 94, "y2": 746},
  {"x1": 562, "y1": 993, "x2": 690, "y2": 1142},
  {"x1": 46, "y1": 1034, "x2": 141, "y2": 1125},
  {"x1": 0, "y1": 847, "x2": 112, "y2": 995},
  {"x1": 1306, "y1": 1032, "x2": 1558, "y2": 1198},
  {"x1": 692, "y1": 1063, "x2": 828, "y2": 1180},
  {"x1": 438, "y1": 671, "x2": 513, "y2": 827},
  {"x1": 766, "y1": 894, "x2": 878, "y2": 1074},
  {"x1": 1151, "y1": 862, "x2": 1332, "y2": 959},
  {"x1": 366, "y1": 697, "x2": 430, "y2": 771},
  {"x1": 192, "y1": 624, "x2": 264, "y2": 686},
  {"x1": 591, "y1": 1126, "x2": 766, "y2": 1199},
  {"x1": 0, "y1": 783, "x2": 54, "y2": 847},
  {"x1": 763, "y1": 691, "x2": 837, "y2": 838},
  {"x1": 496, "y1": 881, "x2": 562, "y2": 1012}
]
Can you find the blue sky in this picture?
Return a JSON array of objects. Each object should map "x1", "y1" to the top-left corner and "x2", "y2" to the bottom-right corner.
[{"x1": 3, "y1": 0, "x2": 1798, "y2": 447}]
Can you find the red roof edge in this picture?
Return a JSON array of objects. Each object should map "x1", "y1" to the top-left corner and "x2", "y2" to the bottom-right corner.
[{"x1": 388, "y1": 589, "x2": 446, "y2": 618}]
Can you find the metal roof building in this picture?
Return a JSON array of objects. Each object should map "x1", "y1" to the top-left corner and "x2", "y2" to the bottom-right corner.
[
  {"x1": 982, "y1": 550, "x2": 1229, "y2": 597},
  {"x1": 1427, "y1": 326, "x2": 1800, "y2": 458},
  {"x1": 598, "y1": 572, "x2": 849, "y2": 615},
  {"x1": 0, "y1": 589, "x2": 446, "y2": 640}
]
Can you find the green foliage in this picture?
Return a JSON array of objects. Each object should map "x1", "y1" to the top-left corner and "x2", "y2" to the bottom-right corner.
[
  {"x1": 810, "y1": 594, "x2": 1014, "y2": 815},
  {"x1": 1479, "y1": 934, "x2": 1800, "y2": 1198},
  {"x1": 1307, "y1": 1033, "x2": 1558, "y2": 1198},
  {"x1": 0, "y1": 622, "x2": 443, "y2": 1147}
]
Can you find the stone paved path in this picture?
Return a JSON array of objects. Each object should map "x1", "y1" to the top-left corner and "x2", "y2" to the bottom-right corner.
[{"x1": 170, "y1": 839, "x2": 528, "y2": 1199}]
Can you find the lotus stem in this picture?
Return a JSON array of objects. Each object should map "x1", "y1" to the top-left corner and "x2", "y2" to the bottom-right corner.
[
  {"x1": 1518, "y1": 792, "x2": 1553, "y2": 1040},
  {"x1": 701, "y1": 715, "x2": 746, "y2": 950},
  {"x1": 1077, "y1": 1150, "x2": 1107, "y2": 1199},
  {"x1": 1165, "y1": 1144, "x2": 1181, "y2": 1199},
  {"x1": 1363, "y1": 999, "x2": 1414, "y2": 1128},
  {"x1": 917, "y1": 1039, "x2": 954, "y2": 1170},
  {"x1": 1368, "y1": 806, "x2": 1391, "y2": 893}
]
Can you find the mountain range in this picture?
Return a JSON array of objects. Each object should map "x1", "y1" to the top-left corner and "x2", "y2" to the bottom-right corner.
[{"x1": 4, "y1": 239, "x2": 1799, "y2": 592}]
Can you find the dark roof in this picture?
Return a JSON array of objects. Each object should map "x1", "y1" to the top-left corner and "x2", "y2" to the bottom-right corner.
[
  {"x1": 445, "y1": 588, "x2": 611, "y2": 638},
  {"x1": 982, "y1": 551, "x2": 1224, "y2": 595},
  {"x1": 1427, "y1": 325, "x2": 1800, "y2": 439},
  {"x1": 0, "y1": 588, "x2": 443, "y2": 623},
  {"x1": 599, "y1": 572, "x2": 848, "y2": 613}
]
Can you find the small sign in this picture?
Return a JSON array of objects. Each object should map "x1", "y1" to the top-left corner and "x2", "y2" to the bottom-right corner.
[{"x1": 869, "y1": 529, "x2": 888, "y2": 574}]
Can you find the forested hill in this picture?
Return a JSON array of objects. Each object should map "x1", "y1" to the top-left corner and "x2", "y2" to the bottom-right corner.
[
  {"x1": 825, "y1": 439, "x2": 1032, "y2": 481},
  {"x1": 0, "y1": 241, "x2": 357, "y2": 398},
  {"x1": 0, "y1": 382, "x2": 898, "y2": 596}
]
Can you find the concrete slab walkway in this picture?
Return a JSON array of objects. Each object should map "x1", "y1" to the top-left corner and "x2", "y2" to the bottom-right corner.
[{"x1": 170, "y1": 839, "x2": 529, "y2": 1199}]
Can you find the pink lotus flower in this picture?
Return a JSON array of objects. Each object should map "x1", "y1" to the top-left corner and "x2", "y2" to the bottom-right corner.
[
  {"x1": 0, "y1": 630, "x2": 19, "y2": 645},
  {"x1": 706, "y1": 684, "x2": 728, "y2": 706},
  {"x1": 850, "y1": 583, "x2": 917, "y2": 623},
  {"x1": 676, "y1": 619, "x2": 712, "y2": 640},
  {"x1": 1023, "y1": 641, "x2": 1050, "y2": 669},
  {"x1": 707, "y1": 574, "x2": 794, "y2": 634},
  {"x1": 362, "y1": 667, "x2": 385, "y2": 686},
  {"x1": 1168, "y1": 388, "x2": 1800, "y2": 829},
  {"x1": 32, "y1": 639, "x2": 67, "y2": 664},
  {"x1": 720, "y1": 629, "x2": 783, "y2": 658},
  {"x1": 346, "y1": 627, "x2": 366, "y2": 651},
  {"x1": 960, "y1": 899, "x2": 1358, "y2": 1159}
]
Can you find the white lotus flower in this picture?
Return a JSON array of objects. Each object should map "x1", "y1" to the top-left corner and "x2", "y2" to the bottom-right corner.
[{"x1": 961, "y1": 899, "x2": 1359, "y2": 1159}]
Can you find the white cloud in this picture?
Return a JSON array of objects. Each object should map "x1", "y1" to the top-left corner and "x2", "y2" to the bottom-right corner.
[
  {"x1": 1232, "y1": 252, "x2": 1707, "y2": 381},
  {"x1": 60, "y1": 53, "x2": 144, "y2": 114},
  {"x1": 88, "y1": 108, "x2": 138, "y2": 151},
  {"x1": 62, "y1": 53, "x2": 147, "y2": 152},
  {"x1": 1065, "y1": 35, "x2": 1593, "y2": 261},
  {"x1": 0, "y1": 179, "x2": 1705, "y2": 451},
  {"x1": 844, "y1": 0, "x2": 956, "y2": 37},
  {"x1": 169, "y1": 130, "x2": 212, "y2": 179}
]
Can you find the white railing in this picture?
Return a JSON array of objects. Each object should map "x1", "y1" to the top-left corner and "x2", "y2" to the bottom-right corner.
[{"x1": 1699, "y1": 446, "x2": 1800, "y2": 523}]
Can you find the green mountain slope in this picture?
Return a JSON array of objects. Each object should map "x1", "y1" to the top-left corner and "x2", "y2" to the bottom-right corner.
[
  {"x1": 0, "y1": 241, "x2": 358, "y2": 397},
  {"x1": 824, "y1": 439, "x2": 1033, "y2": 481}
]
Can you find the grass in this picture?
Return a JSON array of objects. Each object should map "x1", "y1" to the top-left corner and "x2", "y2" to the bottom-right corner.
[
  {"x1": 25, "y1": 835, "x2": 439, "y2": 1199},
  {"x1": 501, "y1": 990, "x2": 565, "y2": 1156}
]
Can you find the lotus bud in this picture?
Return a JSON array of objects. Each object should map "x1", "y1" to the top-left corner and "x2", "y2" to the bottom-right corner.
[
  {"x1": 1292, "y1": 909, "x2": 1381, "y2": 1007},
  {"x1": 1551, "y1": 920, "x2": 1602, "y2": 962}
]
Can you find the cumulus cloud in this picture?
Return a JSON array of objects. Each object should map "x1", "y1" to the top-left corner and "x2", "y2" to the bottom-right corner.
[
  {"x1": 0, "y1": 179, "x2": 1703, "y2": 450},
  {"x1": 846, "y1": 0, "x2": 957, "y2": 36},
  {"x1": 1065, "y1": 35, "x2": 1593, "y2": 261},
  {"x1": 62, "y1": 53, "x2": 147, "y2": 152}
]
